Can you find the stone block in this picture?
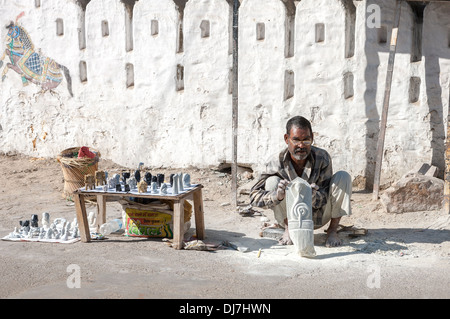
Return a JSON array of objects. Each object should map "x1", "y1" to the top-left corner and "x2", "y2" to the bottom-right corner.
[{"x1": 380, "y1": 173, "x2": 443, "y2": 213}]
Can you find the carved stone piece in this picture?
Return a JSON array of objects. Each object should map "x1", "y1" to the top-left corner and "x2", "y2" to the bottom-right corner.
[
  {"x1": 160, "y1": 183, "x2": 168, "y2": 194},
  {"x1": 178, "y1": 173, "x2": 184, "y2": 192},
  {"x1": 95, "y1": 170, "x2": 107, "y2": 186},
  {"x1": 137, "y1": 180, "x2": 148, "y2": 193},
  {"x1": 84, "y1": 174, "x2": 95, "y2": 190},
  {"x1": 151, "y1": 182, "x2": 158, "y2": 193},
  {"x1": 285, "y1": 177, "x2": 316, "y2": 258},
  {"x1": 128, "y1": 177, "x2": 137, "y2": 189},
  {"x1": 183, "y1": 173, "x2": 191, "y2": 188},
  {"x1": 144, "y1": 172, "x2": 152, "y2": 184},
  {"x1": 172, "y1": 174, "x2": 179, "y2": 195},
  {"x1": 157, "y1": 174, "x2": 164, "y2": 187},
  {"x1": 108, "y1": 177, "x2": 117, "y2": 189}
]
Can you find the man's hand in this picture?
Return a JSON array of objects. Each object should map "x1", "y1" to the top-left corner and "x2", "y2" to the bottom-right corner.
[{"x1": 276, "y1": 179, "x2": 290, "y2": 201}]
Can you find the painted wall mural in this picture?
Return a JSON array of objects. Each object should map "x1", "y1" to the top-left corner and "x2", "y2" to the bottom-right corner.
[{"x1": 0, "y1": 12, "x2": 73, "y2": 97}]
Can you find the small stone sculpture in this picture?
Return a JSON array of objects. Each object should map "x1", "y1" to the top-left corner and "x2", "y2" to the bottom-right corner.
[
  {"x1": 31, "y1": 214, "x2": 39, "y2": 227},
  {"x1": 84, "y1": 174, "x2": 95, "y2": 190},
  {"x1": 95, "y1": 170, "x2": 107, "y2": 186},
  {"x1": 134, "y1": 170, "x2": 141, "y2": 183},
  {"x1": 160, "y1": 183, "x2": 168, "y2": 194},
  {"x1": 116, "y1": 184, "x2": 122, "y2": 192},
  {"x1": 285, "y1": 177, "x2": 316, "y2": 258},
  {"x1": 128, "y1": 177, "x2": 137, "y2": 189},
  {"x1": 151, "y1": 182, "x2": 158, "y2": 194},
  {"x1": 137, "y1": 180, "x2": 148, "y2": 193},
  {"x1": 108, "y1": 177, "x2": 117, "y2": 189},
  {"x1": 122, "y1": 172, "x2": 130, "y2": 184},
  {"x1": 113, "y1": 174, "x2": 121, "y2": 185},
  {"x1": 144, "y1": 172, "x2": 152, "y2": 184},
  {"x1": 45, "y1": 228, "x2": 54, "y2": 239},
  {"x1": 157, "y1": 174, "x2": 164, "y2": 187},
  {"x1": 8, "y1": 227, "x2": 21, "y2": 238},
  {"x1": 71, "y1": 227, "x2": 79, "y2": 239},
  {"x1": 178, "y1": 173, "x2": 184, "y2": 192},
  {"x1": 172, "y1": 174, "x2": 179, "y2": 195},
  {"x1": 62, "y1": 230, "x2": 69, "y2": 241},
  {"x1": 183, "y1": 173, "x2": 191, "y2": 188},
  {"x1": 102, "y1": 185, "x2": 108, "y2": 191},
  {"x1": 42, "y1": 212, "x2": 50, "y2": 230}
]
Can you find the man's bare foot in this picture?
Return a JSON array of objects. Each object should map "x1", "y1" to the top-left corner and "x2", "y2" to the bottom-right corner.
[
  {"x1": 325, "y1": 230, "x2": 342, "y2": 247},
  {"x1": 279, "y1": 227, "x2": 293, "y2": 245}
]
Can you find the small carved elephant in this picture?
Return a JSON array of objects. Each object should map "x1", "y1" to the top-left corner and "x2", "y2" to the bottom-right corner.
[
  {"x1": 95, "y1": 170, "x2": 107, "y2": 186},
  {"x1": 84, "y1": 174, "x2": 96, "y2": 190}
]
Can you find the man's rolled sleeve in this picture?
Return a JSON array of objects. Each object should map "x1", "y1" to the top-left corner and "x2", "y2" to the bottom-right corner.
[{"x1": 249, "y1": 175, "x2": 281, "y2": 209}]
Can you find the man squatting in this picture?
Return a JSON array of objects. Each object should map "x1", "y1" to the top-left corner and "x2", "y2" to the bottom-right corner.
[{"x1": 250, "y1": 116, "x2": 352, "y2": 247}]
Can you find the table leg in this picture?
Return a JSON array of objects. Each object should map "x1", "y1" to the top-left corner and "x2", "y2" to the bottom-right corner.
[
  {"x1": 173, "y1": 199, "x2": 185, "y2": 250},
  {"x1": 96, "y1": 194, "x2": 107, "y2": 230},
  {"x1": 73, "y1": 192, "x2": 91, "y2": 243},
  {"x1": 193, "y1": 188, "x2": 205, "y2": 240}
]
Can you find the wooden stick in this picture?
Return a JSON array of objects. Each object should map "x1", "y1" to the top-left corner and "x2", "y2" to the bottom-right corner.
[
  {"x1": 231, "y1": 0, "x2": 240, "y2": 208},
  {"x1": 372, "y1": 0, "x2": 403, "y2": 200},
  {"x1": 193, "y1": 188, "x2": 205, "y2": 239},
  {"x1": 444, "y1": 86, "x2": 450, "y2": 214}
]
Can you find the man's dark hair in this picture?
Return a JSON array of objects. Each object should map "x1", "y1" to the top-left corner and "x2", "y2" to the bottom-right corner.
[{"x1": 286, "y1": 116, "x2": 312, "y2": 135}]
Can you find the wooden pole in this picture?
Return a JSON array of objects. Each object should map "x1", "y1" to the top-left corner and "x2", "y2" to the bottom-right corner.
[
  {"x1": 231, "y1": 0, "x2": 239, "y2": 208},
  {"x1": 372, "y1": 0, "x2": 403, "y2": 200},
  {"x1": 444, "y1": 87, "x2": 450, "y2": 214}
]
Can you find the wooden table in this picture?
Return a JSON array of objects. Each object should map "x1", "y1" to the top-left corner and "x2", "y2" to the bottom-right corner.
[{"x1": 72, "y1": 185, "x2": 205, "y2": 249}]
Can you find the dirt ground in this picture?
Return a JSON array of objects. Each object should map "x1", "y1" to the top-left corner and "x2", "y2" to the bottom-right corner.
[{"x1": 0, "y1": 152, "x2": 449, "y2": 299}]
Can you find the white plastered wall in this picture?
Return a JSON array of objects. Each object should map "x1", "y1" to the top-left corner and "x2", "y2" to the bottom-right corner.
[{"x1": 0, "y1": 0, "x2": 449, "y2": 185}]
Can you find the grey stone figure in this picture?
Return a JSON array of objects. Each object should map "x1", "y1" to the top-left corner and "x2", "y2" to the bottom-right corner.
[
  {"x1": 172, "y1": 174, "x2": 179, "y2": 195},
  {"x1": 145, "y1": 172, "x2": 152, "y2": 184},
  {"x1": 113, "y1": 173, "x2": 121, "y2": 185},
  {"x1": 45, "y1": 228, "x2": 54, "y2": 240},
  {"x1": 31, "y1": 214, "x2": 39, "y2": 227},
  {"x1": 128, "y1": 177, "x2": 137, "y2": 189},
  {"x1": 71, "y1": 227, "x2": 79, "y2": 239},
  {"x1": 160, "y1": 183, "x2": 168, "y2": 194},
  {"x1": 134, "y1": 170, "x2": 141, "y2": 183},
  {"x1": 108, "y1": 177, "x2": 117, "y2": 189},
  {"x1": 183, "y1": 173, "x2": 191, "y2": 188},
  {"x1": 151, "y1": 182, "x2": 158, "y2": 193},
  {"x1": 62, "y1": 230, "x2": 69, "y2": 241},
  {"x1": 285, "y1": 177, "x2": 316, "y2": 258},
  {"x1": 157, "y1": 174, "x2": 164, "y2": 187},
  {"x1": 178, "y1": 173, "x2": 184, "y2": 192},
  {"x1": 42, "y1": 212, "x2": 50, "y2": 230}
]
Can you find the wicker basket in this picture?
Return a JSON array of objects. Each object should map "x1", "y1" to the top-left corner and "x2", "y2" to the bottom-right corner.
[{"x1": 57, "y1": 147, "x2": 101, "y2": 201}]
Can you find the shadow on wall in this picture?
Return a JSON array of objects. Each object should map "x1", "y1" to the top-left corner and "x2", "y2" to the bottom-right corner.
[{"x1": 363, "y1": 1, "x2": 449, "y2": 190}]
